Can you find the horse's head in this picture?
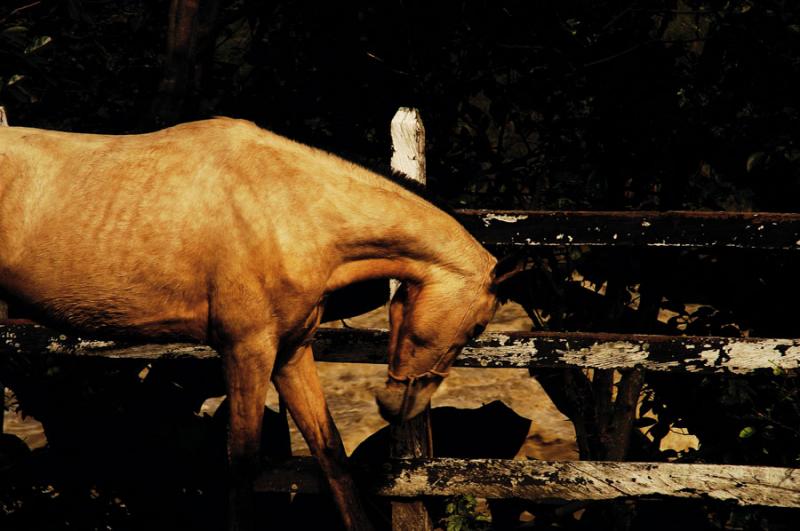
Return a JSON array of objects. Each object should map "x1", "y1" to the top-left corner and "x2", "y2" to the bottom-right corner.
[{"x1": 376, "y1": 256, "x2": 523, "y2": 422}]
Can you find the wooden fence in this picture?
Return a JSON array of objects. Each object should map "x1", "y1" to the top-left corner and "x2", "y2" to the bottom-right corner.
[{"x1": 2, "y1": 108, "x2": 800, "y2": 529}]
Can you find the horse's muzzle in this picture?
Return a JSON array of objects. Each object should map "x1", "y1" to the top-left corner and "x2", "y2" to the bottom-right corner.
[{"x1": 375, "y1": 378, "x2": 440, "y2": 423}]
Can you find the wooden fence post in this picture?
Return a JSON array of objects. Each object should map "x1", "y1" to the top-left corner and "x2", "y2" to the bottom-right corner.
[
  {"x1": 0, "y1": 106, "x2": 8, "y2": 435},
  {"x1": 388, "y1": 107, "x2": 434, "y2": 531}
]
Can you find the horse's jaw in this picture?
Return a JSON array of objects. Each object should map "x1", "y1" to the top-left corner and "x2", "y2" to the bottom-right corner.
[{"x1": 375, "y1": 379, "x2": 440, "y2": 423}]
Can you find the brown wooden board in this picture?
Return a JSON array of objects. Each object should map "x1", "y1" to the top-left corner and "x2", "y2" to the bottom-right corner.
[{"x1": 254, "y1": 457, "x2": 800, "y2": 509}]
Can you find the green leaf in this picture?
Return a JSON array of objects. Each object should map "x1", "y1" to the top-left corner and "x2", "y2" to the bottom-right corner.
[
  {"x1": 746, "y1": 151, "x2": 765, "y2": 173},
  {"x1": 447, "y1": 519, "x2": 463, "y2": 531},
  {"x1": 24, "y1": 35, "x2": 52, "y2": 54},
  {"x1": 2, "y1": 26, "x2": 28, "y2": 35},
  {"x1": 7, "y1": 74, "x2": 25, "y2": 86},
  {"x1": 739, "y1": 426, "x2": 756, "y2": 439}
]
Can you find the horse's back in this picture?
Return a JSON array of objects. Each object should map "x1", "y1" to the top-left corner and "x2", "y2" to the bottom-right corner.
[{"x1": 0, "y1": 119, "x2": 274, "y2": 339}]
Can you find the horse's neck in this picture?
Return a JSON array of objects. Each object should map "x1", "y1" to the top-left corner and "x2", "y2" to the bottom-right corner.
[{"x1": 321, "y1": 176, "x2": 492, "y2": 292}]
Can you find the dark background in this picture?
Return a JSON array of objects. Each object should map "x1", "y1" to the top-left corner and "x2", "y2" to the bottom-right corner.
[
  {"x1": 3, "y1": 0, "x2": 798, "y2": 212},
  {"x1": 1, "y1": 1, "x2": 799, "y2": 530}
]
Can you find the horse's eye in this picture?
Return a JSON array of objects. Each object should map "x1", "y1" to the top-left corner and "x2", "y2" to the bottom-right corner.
[{"x1": 472, "y1": 324, "x2": 486, "y2": 337}]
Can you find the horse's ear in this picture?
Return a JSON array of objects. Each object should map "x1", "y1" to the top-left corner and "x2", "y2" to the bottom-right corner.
[{"x1": 491, "y1": 253, "x2": 528, "y2": 287}]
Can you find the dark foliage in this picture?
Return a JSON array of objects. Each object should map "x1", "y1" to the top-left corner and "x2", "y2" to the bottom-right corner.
[{"x1": 3, "y1": 1, "x2": 798, "y2": 210}]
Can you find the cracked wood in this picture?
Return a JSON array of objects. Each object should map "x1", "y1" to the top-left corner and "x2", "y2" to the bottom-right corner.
[{"x1": 254, "y1": 457, "x2": 800, "y2": 508}]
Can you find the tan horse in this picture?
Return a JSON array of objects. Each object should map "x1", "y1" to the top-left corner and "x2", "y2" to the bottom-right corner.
[{"x1": 0, "y1": 118, "x2": 514, "y2": 530}]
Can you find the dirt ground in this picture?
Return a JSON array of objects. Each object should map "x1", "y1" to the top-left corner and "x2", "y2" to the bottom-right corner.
[{"x1": 3, "y1": 301, "x2": 580, "y2": 461}]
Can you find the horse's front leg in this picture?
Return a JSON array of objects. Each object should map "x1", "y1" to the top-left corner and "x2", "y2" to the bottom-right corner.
[
  {"x1": 222, "y1": 330, "x2": 277, "y2": 531},
  {"x1": 272, "y1": 344, "x2": 374, "y2": 531}
]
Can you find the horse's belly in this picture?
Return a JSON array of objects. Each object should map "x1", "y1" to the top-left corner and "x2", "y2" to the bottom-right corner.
[
  {"x1": 0, "y1": 265, "x2": 209, "y2": 342},
  {"x1": 52, "y1": 299, "x2": 208, "y2": 341}
]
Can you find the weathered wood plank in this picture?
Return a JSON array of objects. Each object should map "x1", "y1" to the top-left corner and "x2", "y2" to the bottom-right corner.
[
  {"x1": 313, "y1": 329, "x2": 800, "y2": 374},
  {"x1": 455, "y1": 209, "x2": 800, "y2": 250},
  {"x1": 0, "y1": 323, "x2": 218, "y2": 360},
  {"x1": 254, "y1": 457, "x2": 800, "y2": 508},
  {"x1": 456, "y1": 331, "x2": 800, "y2": 374},
  {"x1": 3, "y1": 324, "x2": 799, "y2": 374}
]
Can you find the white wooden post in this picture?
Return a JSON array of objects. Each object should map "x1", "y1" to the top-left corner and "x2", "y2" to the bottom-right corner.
[
  {"x1": 390, "y1": 108, "x2": 426, "y2": 182},
  {"x1": 389, "y1": 108, "x2": 426, "y2": 298},
  {"x1": 388, "y1": 107, "x2": 433, "y2": 531}
]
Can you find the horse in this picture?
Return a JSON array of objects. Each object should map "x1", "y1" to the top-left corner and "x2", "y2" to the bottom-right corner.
[{"x1": 0, "y1": 118, "x2": 518, "y2": 530}]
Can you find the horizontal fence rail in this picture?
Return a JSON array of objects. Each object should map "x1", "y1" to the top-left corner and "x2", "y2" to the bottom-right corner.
[
  {"x1": 2, "y1": 324, "x2": 798, "y2": 375},
  {"x1": 456, "y1": 210, "x2": 800, "y2": 249},
  {"x1": 255, "y1": 457, "x2": 800, "y2": 509}
]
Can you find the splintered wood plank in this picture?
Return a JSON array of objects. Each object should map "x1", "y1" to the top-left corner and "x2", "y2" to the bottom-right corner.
[{"x1": 254, "y1": 457, "x2": 800, "y2": 509}]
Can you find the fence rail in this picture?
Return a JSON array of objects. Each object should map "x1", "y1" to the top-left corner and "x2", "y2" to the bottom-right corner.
[
  {"x1": 254, "y1": 457, "x2": 800, "y2": 509},
  {"x1": 3, "y1": 325, "x2": 799, "y2": 375},
  {"x1": 3, "y1": 319, "x2": 800, "y2": 511},
  {"x1": 457, "y1": 209, "x2": 800, "y2": 249}
]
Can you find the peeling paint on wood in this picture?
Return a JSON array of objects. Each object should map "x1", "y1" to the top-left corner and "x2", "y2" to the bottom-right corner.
[
  {"x1": 2, "y1": 325, "x2": 798, "y2": 374},
  {"x1": 312, "y1": 329, "x2": 800, "y2": 374},
  {"x1": 0, "y1": 323, "x2": 217, "y2": 360},
  {"x1": 390, "y1": 107, "x2": 426, "y2": 184},
  {"x1": 255, "y1": 457, "x2": 800, "y2": 508},
  {"x1": 480, "y1": 213, "x2": 530, "y2": 227},
  {"x1": 457, "y1": 210, "x2": 800, "y2": 249}
]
